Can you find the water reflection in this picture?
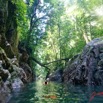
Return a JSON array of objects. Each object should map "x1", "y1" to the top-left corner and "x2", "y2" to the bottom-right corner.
[{"x1": 8, "y1": 79, "x2": 103, "y2": 103}]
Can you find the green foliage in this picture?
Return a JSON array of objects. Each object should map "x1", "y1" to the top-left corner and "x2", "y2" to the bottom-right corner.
[
  {"x1": 11, "y1": 0, "x2": 29, "y2": 40},
  {"x1": 15, "y1": 0, "x2": 103, "y2": 75},
  {"x1": 36, "y1": 0, "x2": 103, "y2": 72}
]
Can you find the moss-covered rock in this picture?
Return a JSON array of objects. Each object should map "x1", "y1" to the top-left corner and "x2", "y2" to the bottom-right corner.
[
  {"x1": 0, "y1": 0, "x2": 18, "y2": 58},
  {"x1": 0, "y1": 0, "x2": 34, "y2": 102}
]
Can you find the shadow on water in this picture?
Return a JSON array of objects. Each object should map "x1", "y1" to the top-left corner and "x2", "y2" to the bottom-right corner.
[{"x1": 8, "y1": 79, "x2": 103, "y2": 103}]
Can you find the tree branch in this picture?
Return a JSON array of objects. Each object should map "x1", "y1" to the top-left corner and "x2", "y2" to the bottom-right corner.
[
  {"x1": 43, "y1": 58, "x2": 69, "y2": 65},
  {"x1": 32, "y1": 14, "x2": 48, "y2": 28},
  {"x1": 30, "y1": 57, "x2": 50, "y2": 70},
  {"x1": 30, "y1": 57, "x2": 69, "y2": 70}
]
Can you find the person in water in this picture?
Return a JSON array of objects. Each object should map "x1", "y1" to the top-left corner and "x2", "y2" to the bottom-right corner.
[
  {"x1": 44, "y1": 71, "x2": 50, "y2": 85},
  {"x1": 44, "y1": 78, "x2": 49, "y2": 85}
]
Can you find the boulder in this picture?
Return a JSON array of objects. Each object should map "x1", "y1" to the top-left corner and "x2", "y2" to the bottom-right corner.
[
  {"x1": 63, "y1": 38, "x2": 103, "y2": 85},
  {"x1": 12, "y1": 78, "x2": 24, "y2": 89},
  {"x1": 19, "y1": 62, "x2": 33, "y2": 82},
  {"x1": 0, "y1": 47, "x2": 33, "y2": 102},
  {"x1": 48, "y1": 69, "x2": 63, "y2": 82}
]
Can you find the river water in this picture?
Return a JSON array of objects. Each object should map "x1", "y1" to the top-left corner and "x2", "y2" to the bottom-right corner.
[{"x1": 8, "y1": 79, "x2": 103, "y2": 103}]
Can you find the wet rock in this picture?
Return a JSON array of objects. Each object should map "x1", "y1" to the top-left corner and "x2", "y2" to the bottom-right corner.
[
  {"x1": 63, "y1": 38, "x2": 103, "y2": 85},
  {"x1": 99, "y1": 48, "x2": 103, "y2": 53},
  {"x1": 49, "y1": 69, "x2": 63, "y2": 82},
  {"x1": 12, "y1": 78, "x2": 24, "y2": 89},
  {"x1": 19, "y1": 51, "x2": 29, "y2": 63},
  {"x1": 0, "y1": 47, "x2": 34, "y2": 102},
  {"x1": 12, "y1": 64, "x2": 27, "y2": 83},
  {"x1": 19, "y1": 62, "x2": 33, "y2": 82},
  {"x1": 0, "y1": 79, "x2": 11, "y2": 103},
  {"x1": 98, "y1": 59, "x2": 103, "y2": 66},
  {"x1": 0, "y1": 68, "x2": 11, "y2": 82},
  {"x1": 93, "y1": 46, "x2": 99, "y2": 58},
  {"x1": 99, "y1": 53, "x2": 103, "y2": 59}
]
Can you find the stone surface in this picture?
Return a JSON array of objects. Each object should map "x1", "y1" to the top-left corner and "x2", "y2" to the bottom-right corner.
[
  {"x1": 12, "y1": 78, "x2": 24, "y2": 89},
  {"x1": 0, "y1": 82, "x2": 11, "y2": 103},
  {"x1": 49, "y1": 69, "x2": 63, "y2": 82},
  {"x1": 63, "y1": 38, "x2": 103, "y2": 85},
  {"x1": 0, "y1": 0, "x2": 34, "y2": 103},
  {"x1": 0, "y1": 47, "x2": 34, "y2": 103}
]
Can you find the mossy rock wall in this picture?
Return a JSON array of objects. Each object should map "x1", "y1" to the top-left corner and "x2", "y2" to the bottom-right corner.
[
  {"x1": 0, "y1": 1, "x2": 34, "y2": 102},
  {"x1": 0, "y1": 0, "x2": 18, "y2": 58}
]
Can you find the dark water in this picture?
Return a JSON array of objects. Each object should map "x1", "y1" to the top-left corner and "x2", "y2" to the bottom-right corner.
[{"x1": 8, "y1": 80, "x2": 103, "y2": 103}]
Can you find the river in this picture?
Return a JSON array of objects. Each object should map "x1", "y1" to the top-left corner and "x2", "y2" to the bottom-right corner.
[{"x1": 8, "y1": 79, "x2": 103, "y2": 103}]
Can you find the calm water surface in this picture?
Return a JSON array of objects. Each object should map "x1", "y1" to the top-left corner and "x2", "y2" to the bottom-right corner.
[{"x1": 8, "y1": 79, "x2": 103, "y2": 103}]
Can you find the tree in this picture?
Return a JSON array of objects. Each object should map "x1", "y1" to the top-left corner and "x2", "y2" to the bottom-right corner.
[{"x1": 16, "y1": 0, "x2": 103, "y2": 76}]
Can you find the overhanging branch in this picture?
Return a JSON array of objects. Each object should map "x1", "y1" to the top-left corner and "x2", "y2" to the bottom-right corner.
[
  {"x1": 43, "y1": 58, "x2": 69, "y2": 65},
  {"x1": 30, "y1": 57, "x2": 69, "y2": 70},
  {"x1": 30, "y1": 57, "x2": 50, "y2": 70}
]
